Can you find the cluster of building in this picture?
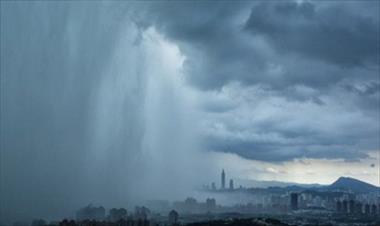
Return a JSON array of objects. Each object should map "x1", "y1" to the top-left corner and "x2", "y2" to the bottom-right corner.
[
  {"x1": 76, "y1": 205, "x2": 107, "y2": 221},
  {"x1": 336, "y1": 199, "x2": 379, "y2": 215},
  {"x1": 23, "y1": 170, "x2": 380, "y2": 226},
  {"x1": 24, "y1": 192, "x2": 380, "y2": 226},
  {"x1": 287, "y1": 192, "x2": 336, "y2": 211},
  {"x1": 201, "y1": 170, "x2": 380, "y2": 217},
  {"x1": 173, "y1": 198, "x2": 217, "y2": 214},
  {"x1": 75, "y1": 205, "x2": 179, "y2": 226},
  {"x1": 286, "y1": 192, "x2": 380, "y2": 216},
  {"x1": 208, "y1": 169, "x2": 234, "y2": 191}
]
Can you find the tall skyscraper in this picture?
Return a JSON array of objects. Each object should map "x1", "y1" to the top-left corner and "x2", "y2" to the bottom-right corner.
[
  {"x1": 290, "y1": 193, "x2": 298, "y2": 210},
  {"x1": 221, "y1": 169, "x2": 225, "y2": 190},
  {"x1": 229, "y1": 179, "x2": 234, "y2": 190}
]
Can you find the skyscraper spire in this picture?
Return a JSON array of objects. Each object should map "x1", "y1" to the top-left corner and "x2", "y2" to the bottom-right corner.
[{"x1": 221, "y1": 169, "x2": 225, "y2": 190}]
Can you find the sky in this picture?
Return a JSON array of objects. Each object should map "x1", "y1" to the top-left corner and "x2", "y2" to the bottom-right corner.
[
  {"x1": 0, "y1": 0, "x2": 379, "y2": 223},
  {"x1": 132, "y1": 0, "x2": 380, "y2": 184}
]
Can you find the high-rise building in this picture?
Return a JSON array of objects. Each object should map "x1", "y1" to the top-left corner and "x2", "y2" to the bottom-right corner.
[
  {"x1": 336, "y1": 200, "x2": 342, "y2": 212},
  {"x1": 206, "y1": 198, "x2": 216, "y2": 211},
  {"x1": 371, "y1": 204, "x2": 377, "y2": 215},
  {"x1": 168, "y1": 210, "x2": 178, "y2": 225},
  {"x1": 229, "y1": 179, "x2": 234, "y2": 190},
  {"x1": 348, "y1": 200, "x2": 355, "y2": 213},
  {"x1": 342, "y1": 200, "x2": 348, "y2": 213},
  {"x1": 290, "y1": 193, "x2": 298, "y2": 210},
  {"x1": 355, "y1": 202, "x2": 363, "y2": 214},
  {"x1": 211, "y1": 182, "x2": 216, "y2": 190},
  {"x1": 365, "y1": 204, "x2": 370, "y2": 214},
  {"x1": 221, "y1": 169, "x2": 225, "y2": 190}
]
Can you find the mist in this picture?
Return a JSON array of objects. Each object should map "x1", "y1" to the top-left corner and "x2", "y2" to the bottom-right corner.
[{"x1": 0, "y1": 2, "x2": 211, "y2": 223}]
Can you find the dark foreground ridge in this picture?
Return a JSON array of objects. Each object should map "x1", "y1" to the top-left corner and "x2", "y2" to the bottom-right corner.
[
  {"x1": 30, "y1": 216, "x2": 380, "y2": 226},
  {"x1": 41, "y1": 218, "x2": 291, "y2": 226},
  {"x1": 186, "y1": 218, "x2": 288, "y2": 226}
]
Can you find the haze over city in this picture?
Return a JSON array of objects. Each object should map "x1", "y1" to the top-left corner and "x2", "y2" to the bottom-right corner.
[{"x1": 1, "y1": 1, "x2": 379, "y2": 225}]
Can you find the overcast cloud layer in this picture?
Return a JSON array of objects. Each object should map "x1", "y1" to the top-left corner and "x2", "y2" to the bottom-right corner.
[{"x1": 137, "y1": 0, "x2": 380, "y2": 162}]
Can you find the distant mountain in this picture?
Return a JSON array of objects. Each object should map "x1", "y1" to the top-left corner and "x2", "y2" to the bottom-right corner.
[
  {"x1": 234, "y1": 178, "x2": 323, "y2": 189},
  {"x1": 327, "y1": 177, "x2": 380, "y2": 193},
  {"x1": 233, "y1": 177, "x2": 379, "y2": 194}
]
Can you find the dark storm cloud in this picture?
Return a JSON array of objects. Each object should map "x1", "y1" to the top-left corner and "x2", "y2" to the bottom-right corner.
[
  {"x1": 137, "y1": 1, "x2": 379, "y2": 90},
  {"x1": 245, "y1": 1, "x2": 380, "y2": 67},
  {"x1": 203, "y1": 121, "x2": 373, "y2": 162},
  {"x1": 3, "y1": 0, "x2": 376, "y2": 167},
  {"x1": 198, "y1": 82, "x2": 379, "y2": 162},
  {"x1": 135, "y1": 0, "x2": 379, "y2": 163},
  {"x1": 134, "y1": 1, "x2": 267, "y2": 90},
  {"x1": 342, "y1": 81, "x2": 380, "y2": 96},
  {"x1": 205, "y1": 137, "x2": 369, "y2": 162}
]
